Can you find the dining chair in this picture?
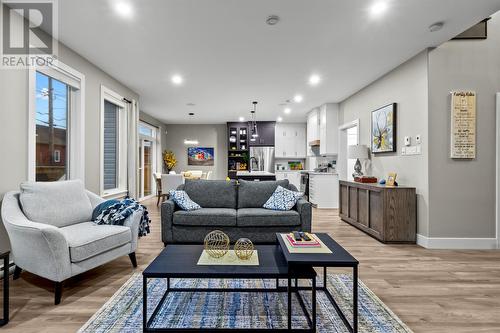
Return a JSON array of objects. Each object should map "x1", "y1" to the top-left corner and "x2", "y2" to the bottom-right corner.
[
  {"x1": 160, "y1": 174, "x2": 185, "y2": 203},
  {"x1": 154, "y1": 173, "x2": 162, "y2": 206}
]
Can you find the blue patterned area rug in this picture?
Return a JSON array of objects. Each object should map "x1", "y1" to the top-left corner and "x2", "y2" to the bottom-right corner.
[{"x1": 79, "y1": 273, "x2": 412, "y2": 333}]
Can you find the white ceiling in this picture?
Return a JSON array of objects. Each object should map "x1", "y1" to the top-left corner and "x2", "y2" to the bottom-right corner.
[{"x1": 58, "y1": 0, "x2": 500, "y2": 124}]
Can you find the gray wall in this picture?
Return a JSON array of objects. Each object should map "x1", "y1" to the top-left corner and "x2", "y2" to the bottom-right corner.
[
  {"x1": 339, "y1": 51, "x2": 430, "y2": 236},
  {"x1": 163, "y1": 124, "x2": 228, "y2": 180},
  {"x1": 427, "y1": 12, "x2": 500, "y2": 238},
  {"x1": 0, "y1": 41, "x2": 140, "y2": 252}
]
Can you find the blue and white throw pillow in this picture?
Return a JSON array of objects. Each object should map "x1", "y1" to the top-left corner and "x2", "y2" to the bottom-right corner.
[
  {"x1": 168, "y1": 190, "x2": 201, "y2": 211},
  {"x1": 263, "y1": 186, "x2": 303, "y2": 211}
]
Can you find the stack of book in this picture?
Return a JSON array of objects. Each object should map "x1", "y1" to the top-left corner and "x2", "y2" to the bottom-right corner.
[{"x1": 285, "y1": 233, "x2": 321, "y2": 248}]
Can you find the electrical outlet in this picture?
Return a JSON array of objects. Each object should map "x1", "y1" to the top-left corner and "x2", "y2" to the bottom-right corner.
[
  {"x1": 416, "y1": 134, "x2": 421, "y2": 144},
  {"x1": 404, "y1": 136, "x2": 411, "y2": 146}
]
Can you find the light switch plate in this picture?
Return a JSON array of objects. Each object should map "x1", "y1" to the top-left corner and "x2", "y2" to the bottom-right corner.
[{"x1": 404, "y1": 136, "x2": 411, "y2": 146}]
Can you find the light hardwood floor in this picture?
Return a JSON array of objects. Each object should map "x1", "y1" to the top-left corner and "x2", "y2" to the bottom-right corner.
[{"x1": 2, "y1": 199, "x2": 500, "y2": 332}]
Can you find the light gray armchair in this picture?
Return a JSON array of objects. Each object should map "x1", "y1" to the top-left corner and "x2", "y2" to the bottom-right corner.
[{"x1": 1, "y1": 180, "x2": 142, "y2": 304}]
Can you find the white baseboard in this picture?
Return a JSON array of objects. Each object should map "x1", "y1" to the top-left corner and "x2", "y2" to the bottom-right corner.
[{"x1": 417, "y1": 234, "x2": 498, "y2": 249}]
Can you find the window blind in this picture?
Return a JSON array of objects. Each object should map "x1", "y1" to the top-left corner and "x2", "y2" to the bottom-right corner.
[{"x1": 103, "y1": 100, "x2": 119, "y2": 190}]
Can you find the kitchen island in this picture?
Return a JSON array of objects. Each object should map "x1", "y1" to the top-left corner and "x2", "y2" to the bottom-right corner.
[{"x1": 236, "y1": 171, "x2": 276, "y2": 181}]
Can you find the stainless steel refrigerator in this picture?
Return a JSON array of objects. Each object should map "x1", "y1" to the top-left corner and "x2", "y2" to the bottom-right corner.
[{"x1": 249, "y1": 146, "x2": 275, "y2": 172}]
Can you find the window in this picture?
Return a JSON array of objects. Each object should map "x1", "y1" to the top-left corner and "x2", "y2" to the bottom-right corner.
[
  {"x1": 35, "y1": 72, "x2": 70, "y2": 181},
  {"x1": 103, "y1": 100, "x2": 119, "y2": 190},
  {"x1": 29, "y1": 61, "x2": 85, "y2": 182},
  {"x1": 100, "y1": 86, "x2": 128, "y2": 197},
  {"x1": 53, "y1": 150, "x2": 61, "y2": 163}
]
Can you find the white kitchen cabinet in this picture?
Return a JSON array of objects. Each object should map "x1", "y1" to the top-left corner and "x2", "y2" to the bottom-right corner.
[
  {"x1": 307, "y1": 109, "x2": 320, "y2": 156},
  {"x1": 275, "y1": 171, "x2": 301, "y2": 189},
  {"x1": 319, "y1": 103, "x2": 339, "y2": 155},
  {"x1": 275, "y1": 123, "x2": 306, "y2": 158},
  {"x1": 307, "y1": 109, "x2": 319, "y2": 143},
  {"x1": 308, "y1": 173, "x2": 339, "y2": 208}
]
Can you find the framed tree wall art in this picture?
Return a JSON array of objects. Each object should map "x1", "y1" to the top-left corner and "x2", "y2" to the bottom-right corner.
[{"x1": 371, "y1": 103, "x2": 397, "y2": 154}]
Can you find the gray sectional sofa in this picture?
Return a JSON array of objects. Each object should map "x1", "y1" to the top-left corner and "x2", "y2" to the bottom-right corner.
[{"x1": 161, "y1": 179, "x2": 312, "y2": 244}]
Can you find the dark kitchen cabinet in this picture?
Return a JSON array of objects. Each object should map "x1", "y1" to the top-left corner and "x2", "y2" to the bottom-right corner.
[
  {"x1": 227, "y1": 122, "x2": 249, "y2": 176},
  {"x1": 227, "y1": 122, "x2": 249, "y2": 151},
  {"x1": 249, "y1": 121, "x2": 275, "y2": 146}
]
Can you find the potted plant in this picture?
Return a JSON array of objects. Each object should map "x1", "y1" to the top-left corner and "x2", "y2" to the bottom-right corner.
[{"x1": 163, "y1": 150, "x2": 177, "y2": 173}]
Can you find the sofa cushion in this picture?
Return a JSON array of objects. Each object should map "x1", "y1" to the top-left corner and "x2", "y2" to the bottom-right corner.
[
  {"x1": 59, "y1": 222, "x2": 131, "y2": 263},
  {"x1": 183, "y1": 180, "x2": 238, "y2": 209},
  {"x1": 19, "y1": 180, "x2": 93, "y2": 228},
  {"x1": 237, "y1": 179, "x2": 290, "y2": 208},
  {"x1": 173, "y1": 208, "x2": 237, "y2": 227},
  {"x1": 237, "y1": 208, "x2": 301, "y2": 227}
]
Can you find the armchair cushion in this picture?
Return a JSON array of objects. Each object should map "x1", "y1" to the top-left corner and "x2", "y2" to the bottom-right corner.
[
  {"x1": 19, "y1": 180, "x2": 93, "y2": 227},
  {"x1": 59, "y1": 222, "x2": 131, "y2": 263}
]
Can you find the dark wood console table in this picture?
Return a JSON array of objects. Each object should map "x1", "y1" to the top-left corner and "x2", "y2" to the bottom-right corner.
[
  {"x1": 339, "y1": 180, "x2": 416, "y2": 243},
  {"x1": 0, "y1": 251, "x2": 9, "y2": 326}
]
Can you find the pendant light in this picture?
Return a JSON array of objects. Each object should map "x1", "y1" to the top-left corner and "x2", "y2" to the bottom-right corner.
[{"x1": 250, "y1": 101, "x2": 259, "y2": 141}]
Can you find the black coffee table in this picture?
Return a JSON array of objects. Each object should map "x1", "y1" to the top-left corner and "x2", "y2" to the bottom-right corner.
[
  {"x1": 143, "y1": 244, "x2": 317, "y2": 332},
  {"x1": 277, "y1": 233, "x2": 359, "y2": 333}
]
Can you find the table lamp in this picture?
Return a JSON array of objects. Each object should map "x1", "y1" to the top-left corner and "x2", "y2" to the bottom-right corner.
[{"x1": 348, "y1": 144, "x2": 368, "y2": 178}]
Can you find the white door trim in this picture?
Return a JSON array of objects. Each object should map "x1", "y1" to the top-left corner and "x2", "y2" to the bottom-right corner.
[
  {"x1": 339, "y1": 119, "x2": 360, "y2": 131},
  {"x1": 338, "y1": 119, "x2": 360, "y2": 180},
  {"x1": 496, "y1": 93, "x2": 500, "y2": 248}
]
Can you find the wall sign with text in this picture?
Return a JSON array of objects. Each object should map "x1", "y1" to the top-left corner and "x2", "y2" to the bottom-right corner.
[{"x1": 450, "y1": 91, "x2": 476, "y2": 159}]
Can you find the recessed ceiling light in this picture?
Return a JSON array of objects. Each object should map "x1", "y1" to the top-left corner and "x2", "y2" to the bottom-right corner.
[
  {"x1": 429, "y1": 22, "x2": 444, "y2": 32},
  {"x1": 188, "y1": 112, "x2": 195, "y2": 116},
  {"x1": 308, "y1": 74, "x2": 321, "y2": 86},
  {"x1": 239, "y1": 116, "x2": 245, "y2": 122},
  {"x1": 370, "y1": 2, "x2": 388, "y2": 17},
  {"x1": 266, "y1": 15, "x2": 280, "y2": 26},
  {"x1": 277, "y1": 116, "x2": 283, "y2": 122},
  {"x1": 114, "y1": 2, "x2": 133, "y2": 18},
  {"x1": 284, "y1": 108, "x2": 291, "y2": 114},
  {"x1": 171, "y1": 74, "x2": 183, "y2": 85},
  {"x1": 293, "y1": 95, "x2": 303, "y2": 103}
]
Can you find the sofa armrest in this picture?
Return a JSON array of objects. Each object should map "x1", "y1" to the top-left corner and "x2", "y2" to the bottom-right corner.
[
  {"x1": 1, "y1": 191, "x2": 72, "y2": 282},
  {"x1": 161, "y1": 200, "x2": 176, "y2": 244},
  {"x1": 295, "y1": 198, "x2": 312, "y2": 232},
  {"x1": 123, "y1": 208, "x2": 142, "y2": 252}
]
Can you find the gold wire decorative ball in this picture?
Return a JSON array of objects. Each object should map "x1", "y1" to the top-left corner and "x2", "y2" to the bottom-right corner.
[
  {"x1": 234, "y1": 238, "x2": 254, "y2": 260},
  {"x1": 204, "y1": 230, "x2": 230, "y2": 258}
]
